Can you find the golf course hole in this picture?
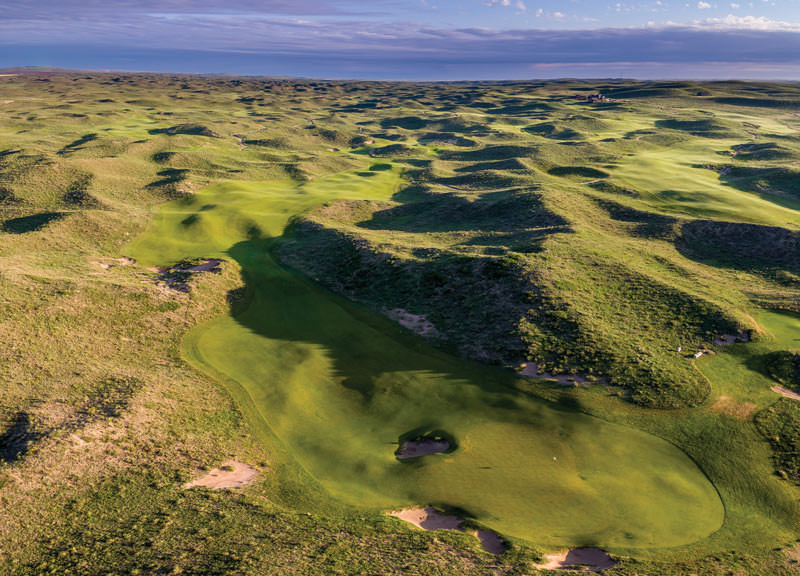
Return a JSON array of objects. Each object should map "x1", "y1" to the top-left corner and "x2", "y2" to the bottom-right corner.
[
  {"x1": 396, "y1": 430, "x2": 455, "y2": 460},
  {"x1": 534, "y1": 548, "x2": 617, "y2": 572}
]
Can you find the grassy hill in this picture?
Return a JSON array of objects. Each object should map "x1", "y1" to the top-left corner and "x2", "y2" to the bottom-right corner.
[{"x1": 1, "y1": 72, "x2": 800, "y2": 575}]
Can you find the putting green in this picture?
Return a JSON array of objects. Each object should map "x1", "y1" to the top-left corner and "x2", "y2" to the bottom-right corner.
[{"x1": 129, "y1": 168, "x2": 724, "y2": 550}]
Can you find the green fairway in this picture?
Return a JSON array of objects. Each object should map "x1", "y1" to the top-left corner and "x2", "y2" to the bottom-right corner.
[
  {"x1": 612, "y1": 145, "x2": 800, "y2": 227},
  {"x1": 129, "y1": 169, "x2": 724, "y2": 551}
]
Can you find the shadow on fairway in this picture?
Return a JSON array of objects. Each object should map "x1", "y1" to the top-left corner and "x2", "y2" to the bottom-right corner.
[{"x1": 222, "y1": 234, "x2": 564, "y2": 410}]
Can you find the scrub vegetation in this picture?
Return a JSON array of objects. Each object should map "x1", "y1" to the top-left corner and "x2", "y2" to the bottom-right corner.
[{"x1": 1, "y1": 71, "x2": 800, "y2": 575}]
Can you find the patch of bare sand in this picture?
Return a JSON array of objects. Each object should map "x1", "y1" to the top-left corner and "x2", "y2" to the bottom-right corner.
[
  {"x1": 183, "y1": 460, "x2": 259, "y2": 490},
  {"x1": 535, "y1": 548, "x2": 617, "y2": 572},
  {"x1": 389, "y1": 507, "x2": 507, "y2": 555},
  {"x1": 117, "y1": 257, "x2": 136, "y2": 266},
  {"x1": 386, "y1": 308, "x2": 440, "y2": 338},
  {"x1": 772, "y1": 386, "x2": 800, "y2": 401},
  {"x1": 712, "y1": 395, "x2": 757, "y2": 419}
]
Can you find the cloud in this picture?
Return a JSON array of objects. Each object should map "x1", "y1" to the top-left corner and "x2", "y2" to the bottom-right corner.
[
  {"x1": 693, "y1": 14, "x2": 800, "y2": 31},
  {"x1": 1, "y1": 1, "x2": 799, "y2": 79},
  {"x1": 697, "y1": 2, "x2": 711, "y2": 9}
]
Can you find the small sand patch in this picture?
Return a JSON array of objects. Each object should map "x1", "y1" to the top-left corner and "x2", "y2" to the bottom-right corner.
[
  {"x1": 117, "y1": 257, "x2": 136, "y2": 266},
  {"x1": 772, "y1": 386, "x2": 800, "y2": 401},
  {"x1": 535, "y1": 548, "x2": 617, "y2": 572},
  {"x1": 386, "y1": 308, "x2": 440, "y2": 338},
  {"x1": 183, "y1": 460, "x2": 259, "y2": 490},
  {"x1": 92, "y1": 261, "x2": 112, "y2": 270},
  {"x1": 389, "y1": 507, "x2": 507, "y2": 555},
  {"x1": 396, "y1": 438, "x2": 450, "y2": 459}
]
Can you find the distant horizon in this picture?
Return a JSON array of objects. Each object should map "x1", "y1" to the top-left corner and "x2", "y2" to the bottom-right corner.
[
  {"x1": 4, "y1": 63, "x2": 800, "y2": 84},
  {"x1": 2, "y1": 1, "x2": 800, "y2": 81}
]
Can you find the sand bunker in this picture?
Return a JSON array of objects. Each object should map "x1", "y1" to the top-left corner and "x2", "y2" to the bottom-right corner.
[
  {"x1": 183, "y1": 258, "x2": 224, "y2": 273},
  {"x1": 391, "y1": 507, "x2": 463, "y2": 531},
  {"x1": 772, "y1": 386, "x2": 800, "y2": 401},
  {"x1": 390, "y1": 507, "x2": 507, "y2": 555},
  {"x1": 535, "y1": 548, "x2": 617, "y2": 572},
  {"x1": 183, "y1": 460, "x2": 259, "y2": 490},
  {"x1": 156, "y1": 258, "x2": 225, "y2": 292},
  {"x1": 396, "y1": 438, "x2": 451, "y2": 459},
  {"x1": 386, "y1": 308, "x2": 441, "y2": 338},
  {"x1": 473, "y1": 530, "x2": 507, "y2": 555},
  {"x1": 714, "y1": 332, "x2": 750, "y2": 347}
]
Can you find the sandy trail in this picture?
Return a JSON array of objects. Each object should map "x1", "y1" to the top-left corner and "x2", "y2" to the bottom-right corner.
[
  {"x1": 233, "y1": 134, "x2": 247, "y2": 150},
  {"x1": 183, "y1": 460, "x2": 259, "y2": 490},
  {"x1": 772, "y1": 386, "x2": 800, "y2": 401},
  {"x1": 534, "y1": 548, "x2": 617, "y2": 572}
]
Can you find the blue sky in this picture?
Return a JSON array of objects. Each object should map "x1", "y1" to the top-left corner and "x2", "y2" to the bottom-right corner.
[{"x1": 1, "y1": 1, "x2": 800, "y2": 79}]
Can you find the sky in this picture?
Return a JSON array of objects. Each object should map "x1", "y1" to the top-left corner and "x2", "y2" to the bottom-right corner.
[{"x1": 1, "y1": 1, "x2": 800, "y2": 79}]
